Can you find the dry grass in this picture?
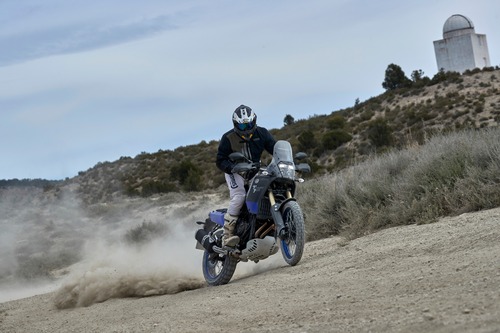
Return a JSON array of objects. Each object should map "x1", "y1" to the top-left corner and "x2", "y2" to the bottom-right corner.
[{"x1": 300, "y1": 127, "x2": 500, "y2": 241}]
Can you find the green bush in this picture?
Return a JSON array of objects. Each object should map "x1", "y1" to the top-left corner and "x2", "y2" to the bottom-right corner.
[
  {"x1": 327, "y1": 114, "x2": 346, "y2": 129},
  {"x1": 366, "y1": 118, "x2": 393, "y2": 147},
  {"x1": 170, "y1": 159, "x2": 204, "y2": 191},
  {"x1": 322, "y1": 129, "x2": 352, "y2": 150},
  {"x1": 183, "y1": 170, "x2": 203, "y2": 191},
  {"x1": 141, "y1": 179, "x2": 177, "y2": 196},
  {"x1": 298, "y1": 130, "x2": 317, "y2": 151}
]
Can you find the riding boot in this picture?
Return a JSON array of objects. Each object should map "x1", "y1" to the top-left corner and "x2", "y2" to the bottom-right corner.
[{"x1": 222, "y1": 213, "x2": 240, "y2": 247}]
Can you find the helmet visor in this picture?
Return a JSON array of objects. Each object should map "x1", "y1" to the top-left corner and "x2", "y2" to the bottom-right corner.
[{"x1": 237, "y1": 122, "x2": 254, "y2": 131}]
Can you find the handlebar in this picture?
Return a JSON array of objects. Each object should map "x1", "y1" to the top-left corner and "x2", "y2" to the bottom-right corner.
[{"x1": 231, "y1": 161, "x2": 259, "y2": 174}]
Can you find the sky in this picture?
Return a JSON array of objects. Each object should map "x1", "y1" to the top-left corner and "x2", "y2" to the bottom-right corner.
[{"x1": 1, "y1": 0, "x2": 499, "y2": 180}]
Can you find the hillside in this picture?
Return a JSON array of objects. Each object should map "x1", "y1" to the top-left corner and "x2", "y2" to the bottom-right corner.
[{"x1": 54, "y1": 67, "x2": 500, "y2": 205}]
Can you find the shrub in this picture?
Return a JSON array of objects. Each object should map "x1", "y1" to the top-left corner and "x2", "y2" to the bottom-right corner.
[
  {"x1": 141, "y1": 179, "x2": 177, "y2": 196},
  {"x1": 366, "y1": 118, "x2": 393, "y2": 147},
  {"x1": 298, "y1": 130, "x2": 317, "y2": 152},
  {"x1": 170, "y1": 159, "x2": 204, "y2": 191},
  {"x1": 328, "y1": 114, "x2": 346, "y2": 129},
  {"x1": 322, "y1": 129, "x2": 352, "y2": 150},
  {"x1": 124, "y1": 221, "x2": 169, "y2": 244}
]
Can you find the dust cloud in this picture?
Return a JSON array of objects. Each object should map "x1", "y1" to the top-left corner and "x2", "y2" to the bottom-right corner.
[
  {"x1": 0, "y1": 186, "x2": 210, "y2": 306},
  {"x1": 49, "y1": 193, "x2": 220, "y2": 308},
  {"x1": 53, "y1": 225, "x2": 206, "y2": 309},
  {"x1": 0, "y1": 186, "x2": 88, "y2": 303},
  {"x1": 1, "y1": 186, "x2": 287, "y2": 308}
]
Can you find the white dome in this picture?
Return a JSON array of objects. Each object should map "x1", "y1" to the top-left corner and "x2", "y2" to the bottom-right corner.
[{"x1": 443, "y1": 14, "x2": 475, "y2": 38}]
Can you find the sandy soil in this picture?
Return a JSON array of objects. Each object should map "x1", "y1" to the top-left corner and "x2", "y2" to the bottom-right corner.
[{"x1": 1, "y1": 207, "x2": 499, "y2": 333}]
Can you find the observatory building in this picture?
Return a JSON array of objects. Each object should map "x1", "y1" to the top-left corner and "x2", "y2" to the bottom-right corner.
[{"x1": 433, "y1": 14, "x2": 490, "y2": 73}]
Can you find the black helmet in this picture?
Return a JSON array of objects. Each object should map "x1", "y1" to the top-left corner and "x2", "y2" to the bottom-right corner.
[{"x1": 232, "y1": 105, "x2": 257, "y2": 139}]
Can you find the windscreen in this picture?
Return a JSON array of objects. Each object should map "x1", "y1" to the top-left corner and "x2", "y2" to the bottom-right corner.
[{"x1": 270, "y1": 140, "x2": 293, "y2": 165}]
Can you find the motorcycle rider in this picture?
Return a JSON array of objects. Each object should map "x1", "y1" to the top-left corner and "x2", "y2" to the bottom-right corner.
[{"x1": 216, "y1": 105, "x2": 276, "y2": 247}]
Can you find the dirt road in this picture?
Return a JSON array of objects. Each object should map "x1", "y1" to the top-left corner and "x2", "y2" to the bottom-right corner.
[{"x1": 1, "y1": 207, "x2": 499, "y2": 333}]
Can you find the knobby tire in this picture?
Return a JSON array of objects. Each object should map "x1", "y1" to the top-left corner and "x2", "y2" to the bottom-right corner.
[
  {"x1": 280, "y1": 201, "x2": 305, "y2": 266},
  {"x1": 202, "y1": 250, "x2": 238, "y2": 286}
]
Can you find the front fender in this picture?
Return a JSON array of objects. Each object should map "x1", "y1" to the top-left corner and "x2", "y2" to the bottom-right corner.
[{"x1": 270, "y1": 197, "x2": 297, "y2": 239}]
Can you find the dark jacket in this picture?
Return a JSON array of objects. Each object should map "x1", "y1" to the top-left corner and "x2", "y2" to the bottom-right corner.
[{"x1": 216, "y1": 126, "x2": 276, "y2": 175}]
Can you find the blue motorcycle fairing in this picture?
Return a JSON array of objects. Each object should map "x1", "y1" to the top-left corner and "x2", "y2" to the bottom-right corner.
[{"x1": 246, "y1": 174, "x2": 274, "y2": 214}]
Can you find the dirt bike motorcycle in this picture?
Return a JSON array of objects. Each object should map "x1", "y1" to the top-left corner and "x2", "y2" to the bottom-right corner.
[{"x1": 195, "y1": 140, "x2": 311, "y2": 286}]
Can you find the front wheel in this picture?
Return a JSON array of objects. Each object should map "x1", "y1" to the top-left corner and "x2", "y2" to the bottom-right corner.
[
  {"x1": 280, "y1": 201, "x2": 305, "y2": 266},
  {"x1": 202, "y1": 251, "x2": 238, "y2": 286}
]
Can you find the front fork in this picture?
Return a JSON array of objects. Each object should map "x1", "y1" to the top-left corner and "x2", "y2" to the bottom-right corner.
[{"x1": 268, "y1": 190, "x2": 294, "y2": 239}]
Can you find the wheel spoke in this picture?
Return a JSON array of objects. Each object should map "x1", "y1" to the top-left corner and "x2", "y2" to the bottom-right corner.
[
  {"x1": 279, "y1": 201, "x2": 305, "y2": 266},
  {"x1": 202, "y1": 250, "x2": 238, "y2": 286}
]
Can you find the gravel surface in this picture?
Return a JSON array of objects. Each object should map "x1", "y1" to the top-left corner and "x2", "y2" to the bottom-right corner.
[{"x1": 1, "y1": 207, "x2": 499, "y2": 333}]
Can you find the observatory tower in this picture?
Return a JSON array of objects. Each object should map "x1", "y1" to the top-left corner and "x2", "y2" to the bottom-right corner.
[{"x1": 433, "y1": 14, "x2": 490, "y2": 73}]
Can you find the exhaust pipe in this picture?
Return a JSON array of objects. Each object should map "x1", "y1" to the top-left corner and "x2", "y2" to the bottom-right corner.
[{"x1": 195, "y1": 229, "x2": 216, "y2": 253}]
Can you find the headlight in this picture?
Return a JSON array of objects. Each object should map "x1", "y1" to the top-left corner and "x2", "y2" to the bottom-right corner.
[{"x1": 278, "y1": 162, "x2": 295, "y2": 179}]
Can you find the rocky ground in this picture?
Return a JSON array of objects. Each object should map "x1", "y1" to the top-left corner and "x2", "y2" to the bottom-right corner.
[{"x1": 1, "y1": 207, "x2": 499, "y2": 333}]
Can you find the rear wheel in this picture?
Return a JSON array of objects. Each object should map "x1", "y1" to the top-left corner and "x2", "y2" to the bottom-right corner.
[
  {"x1": 280, "y1": 201, "x2": 305, "y2": 266},
  {"x1": 202, "y1": 251, "x2": 238, "y2": 286}
]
